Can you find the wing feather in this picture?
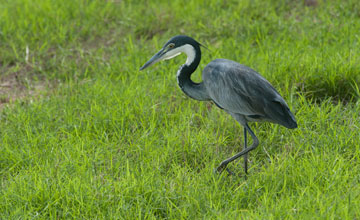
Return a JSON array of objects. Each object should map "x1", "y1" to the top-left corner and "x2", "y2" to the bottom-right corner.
[{"x1": 202, "y1": 59, "x2": 297, "y2": 128}]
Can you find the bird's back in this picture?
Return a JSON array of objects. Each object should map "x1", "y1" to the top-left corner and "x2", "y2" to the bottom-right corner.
[{"x1": 202, "y1": 59, "x2": 297, "y2": 129}]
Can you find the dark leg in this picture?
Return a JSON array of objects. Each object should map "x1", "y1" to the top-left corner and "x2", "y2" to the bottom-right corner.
[
  {"x1": 244, "y1": 127, "x2": 248, "y2": 174},
  {"x1": 215, "y1": 123, "x2": 259, "y2": 174}
]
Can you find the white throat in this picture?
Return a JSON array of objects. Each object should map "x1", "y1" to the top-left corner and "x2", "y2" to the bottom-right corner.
[
  {"x1": 182, "y1": 44, "x2": 196, "y2": 66},
  {"x1": 163, "y1": 44, "x2": 196, "y2": 66}
]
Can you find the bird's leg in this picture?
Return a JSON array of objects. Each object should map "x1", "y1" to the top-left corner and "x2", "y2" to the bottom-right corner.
[
  {"x1": 215, "y1": 124, "x2": 259, "y2": 174},
  {"x1": 244, "y1": 127, "x2": 248, "y2": 174}
]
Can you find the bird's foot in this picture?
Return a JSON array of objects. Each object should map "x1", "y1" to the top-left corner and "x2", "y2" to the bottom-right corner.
[
  {"x1": 214, "y1": 162, "x2": 226, "y2": 174},
  {"x1": 214, "y1": 161, "x2": 233, "y2": 175}
]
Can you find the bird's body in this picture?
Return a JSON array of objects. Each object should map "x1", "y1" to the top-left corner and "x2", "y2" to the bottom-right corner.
[
  {"x1": 140, "y1": 35, "x2": 297, "y2": 174},
  {"x1": 203, "y1": 59, "x2": 297, "y2": 129}
]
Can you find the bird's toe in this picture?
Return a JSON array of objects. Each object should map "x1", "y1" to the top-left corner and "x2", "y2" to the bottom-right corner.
[{"x1": 214, "y1": 162, "x2": 228, "y2": 174}]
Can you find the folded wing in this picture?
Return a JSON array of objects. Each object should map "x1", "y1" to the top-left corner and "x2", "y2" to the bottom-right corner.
[{"x1": 203, "y1": 59, "x2": 297, "y2": 129}]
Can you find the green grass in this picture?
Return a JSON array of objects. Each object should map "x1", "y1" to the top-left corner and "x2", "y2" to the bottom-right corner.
[{"x1": 1, "y1": 0, "x2": 360, "y2": 218}]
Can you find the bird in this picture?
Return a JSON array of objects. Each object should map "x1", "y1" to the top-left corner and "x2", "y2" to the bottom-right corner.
[{"x1": 140, "y1": 35, "x2": 297, "y2": 175}]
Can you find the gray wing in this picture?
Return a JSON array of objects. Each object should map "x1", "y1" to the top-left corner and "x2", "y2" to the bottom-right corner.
[{"x1": 203, "y1": 59, "x2": 297, "y2": 128}]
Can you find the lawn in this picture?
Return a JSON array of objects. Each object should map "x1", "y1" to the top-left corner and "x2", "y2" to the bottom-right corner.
[{"x1": 1, "y1": 0, "x2": 360, "y2": 219}]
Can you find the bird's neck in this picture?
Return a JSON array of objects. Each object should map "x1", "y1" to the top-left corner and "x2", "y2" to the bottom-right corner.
[{"x1": 177, "y1": 44, "x2": 210, "y2": 101}]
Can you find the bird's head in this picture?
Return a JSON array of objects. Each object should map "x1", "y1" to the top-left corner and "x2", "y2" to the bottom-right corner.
[{"x1": 140, "y1": 35, "x2": 202, "y2": 71}]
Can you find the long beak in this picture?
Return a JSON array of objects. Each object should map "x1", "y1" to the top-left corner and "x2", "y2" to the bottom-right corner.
[{"x1": 139, "y1": 48, "x2": 165, "y2": 71}]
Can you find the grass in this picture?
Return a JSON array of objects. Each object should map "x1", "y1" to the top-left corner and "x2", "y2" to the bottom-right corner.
[{"x1": 1, "y1": 0, "x2": 360, "y2": 218}]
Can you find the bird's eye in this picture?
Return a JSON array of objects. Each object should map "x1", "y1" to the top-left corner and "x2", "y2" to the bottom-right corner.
[{"x1": 169, "y1": 43, "x2": 175, "y2": 48}]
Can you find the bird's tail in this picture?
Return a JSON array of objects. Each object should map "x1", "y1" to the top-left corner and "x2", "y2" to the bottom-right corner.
[
  {"x1": 284, "y1": 109, "x2": 297, "y2": 129},
  {"x1": 267, "y1": 99, "x2": 298, "y2": 129}
]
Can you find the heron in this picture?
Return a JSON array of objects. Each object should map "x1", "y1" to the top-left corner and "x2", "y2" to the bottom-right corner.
[{"x1": 140, "y1": 35, "x2": 297, "y2": 174}]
